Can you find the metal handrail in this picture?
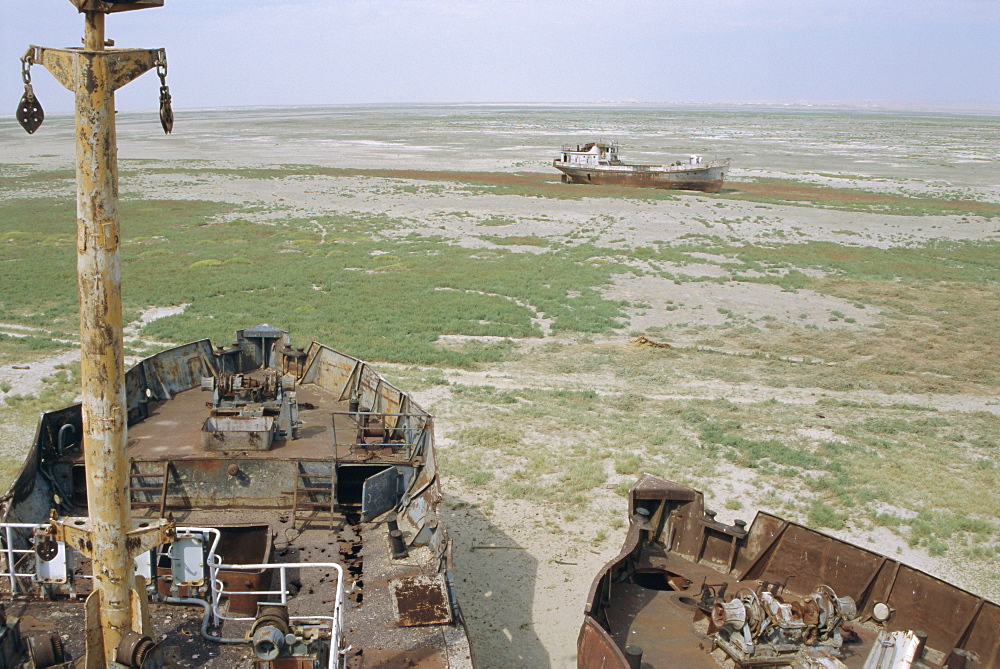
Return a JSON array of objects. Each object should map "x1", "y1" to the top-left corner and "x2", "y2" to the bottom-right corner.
[
  {"x1": 208, "y1": 556, "x2": 344, "y2": 669},
  {"x1": 0, "y1": 522, "x2": 344, "y2": 667},
  {"x1": 1, "y1": 523, "x2": 43, "y2": 594},
  {"x1": 332, "y1": 409, "x2": 427, "y2": 459}
]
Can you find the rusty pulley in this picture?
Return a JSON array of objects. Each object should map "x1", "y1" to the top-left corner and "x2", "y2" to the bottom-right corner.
[
  {"x1": 16, "y1": 89, "x2": 44, "y2": 134},
  {"x1": 156, "y1": 57, "x2": 173, "y2": 134},
  {"x1": 16, "y1": 52, "x2": 43, "y2": 134}
]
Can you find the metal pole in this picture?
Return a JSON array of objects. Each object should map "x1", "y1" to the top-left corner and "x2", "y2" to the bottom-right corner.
[
  {"x1": 4, "y1": 526, "x2": 18, "y2": 595},
  {"x1": 21, "y1": 2, "x2": 172, "y2": 664},
  {"x1": 76, "y1": 11, "x2": 134, "y2": 664}
]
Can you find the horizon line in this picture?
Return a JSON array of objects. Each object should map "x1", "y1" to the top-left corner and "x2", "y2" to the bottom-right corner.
[{"x1": 8, "y1": 99, "x2": 999, "y2": 118}]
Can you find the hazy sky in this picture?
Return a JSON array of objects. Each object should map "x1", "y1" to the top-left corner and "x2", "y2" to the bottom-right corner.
[{"x1": 2, "y1": 0, "x2": 998, "y2": 113}]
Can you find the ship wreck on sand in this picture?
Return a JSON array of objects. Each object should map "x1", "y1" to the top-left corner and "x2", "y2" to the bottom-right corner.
[
  {"x1": 0, "y1": 326, "x2": 474, "y2": 667},
  {"x1": 554, "y1": 142, "x2": 730, "y2": 193},
  {"x1": 578, "y1": 474, "x2": 998, "y2": 669}
]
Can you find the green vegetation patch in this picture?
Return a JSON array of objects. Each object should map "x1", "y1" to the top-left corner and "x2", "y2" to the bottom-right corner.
[
  {"x1": 478, "y1": 234, "x2": 551, "y2": 247},
  {"x1": 732, "y1": 239, "x2": 1000, "y2": 284},
  {"x1": 721, "y1": 178, "x2": 1000, "y2": 217},
  {"x1": 0, "y1": 196, "x2": 633, "y2": 367},
  {"x1": 0, "y1": 333, "x2": 73, "y2": 365}
]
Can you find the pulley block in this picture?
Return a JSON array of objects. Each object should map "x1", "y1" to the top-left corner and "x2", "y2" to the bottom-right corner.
[{"x1": 17, "y1": 90, "x2": 44, "y2": 134}]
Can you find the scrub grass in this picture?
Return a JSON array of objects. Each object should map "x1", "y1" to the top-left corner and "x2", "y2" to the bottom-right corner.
[
  {"x1": 662, "y1": 280, "x2": 1000, "y2": 393},
  {"x1": 720, "y1": 177, "x2": 1000, "y2": 217},
  {"x1": 0, "y1": 196, "x2": 635, "y2": 367},
  {"x1": 438, "y1": 342, "x2": 998, "y2": 566},
  {"x1": 2, "y1": 157, "x2": 997, "y2": 596},
  {"x1": 0, "y1": 333, "x2": 74, "y2": 365}
]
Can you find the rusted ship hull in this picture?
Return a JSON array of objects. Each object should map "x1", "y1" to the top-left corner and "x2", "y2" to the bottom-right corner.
[
  {"x1": 579, "y1": 474, "x2": 998, "y2": 669},
  {"x1": 0, "y1": 326, "x2": 474, "y2": 668},
  {"x1": 553, "y1": 161, "x2": 727, "y2": 193}
]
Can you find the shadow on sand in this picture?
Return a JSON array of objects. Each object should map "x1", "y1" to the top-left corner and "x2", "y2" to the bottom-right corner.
[{"x1": 441, "y1": 493, "x2": 550, "y2": 668}]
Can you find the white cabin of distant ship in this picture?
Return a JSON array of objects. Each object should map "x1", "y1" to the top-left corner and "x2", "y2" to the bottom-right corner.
[{"x1": 560, "y1": 142, "x2": 621, "y2": 166}]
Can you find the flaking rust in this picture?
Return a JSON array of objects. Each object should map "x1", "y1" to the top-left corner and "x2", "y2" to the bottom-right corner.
[
  {"x1": 390, "y1": 574, "x2": 454, "y2": 627},
  {"x1": 577, "y1": 474, "x2": 999, "y2": 668},
  {"x1": 17, "y1": 3, "x2": 172, "y2": 665}
]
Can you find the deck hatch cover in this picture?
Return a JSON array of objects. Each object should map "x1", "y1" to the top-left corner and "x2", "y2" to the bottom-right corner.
[
  {"x1": 361, "y1": 466, "x2": 399, "y2": 522},
  {"x1": 389, "y1": 574, "x2": 453, "y2": 627}
]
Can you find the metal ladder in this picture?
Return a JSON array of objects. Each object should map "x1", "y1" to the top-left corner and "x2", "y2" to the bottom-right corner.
[
  {"x1": 129, "y1": 460, "x2": 170, "y2": 517},
  {"x1": 291, "y1": 463, "x2": 336, "y2": 529}
]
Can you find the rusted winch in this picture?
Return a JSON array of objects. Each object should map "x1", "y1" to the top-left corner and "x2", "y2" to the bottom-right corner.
[
  {"x1": 246, "y1": 603, "x2": 331, "y2": 665},
  {"x1": 711, "y1": 584, "x2": 858, "y2": 662}
]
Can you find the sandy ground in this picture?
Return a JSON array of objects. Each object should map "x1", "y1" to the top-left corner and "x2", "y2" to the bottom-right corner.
[{"x1": 2, "y1": 107, "x2": 998, "y2": 667}]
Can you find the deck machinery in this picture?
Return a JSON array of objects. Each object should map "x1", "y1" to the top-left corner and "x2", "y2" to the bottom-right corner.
[{"x1": 578, "y1": 475, "x2": 999, "y2": 669}]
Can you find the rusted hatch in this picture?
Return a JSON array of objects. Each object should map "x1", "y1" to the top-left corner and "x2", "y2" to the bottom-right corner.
[
  {"x1": 361, "y1": 466, "x2": 400, "y2": 521},
  {"x1": 388, "y1": 574, "x2": 452, "y2": 627}
]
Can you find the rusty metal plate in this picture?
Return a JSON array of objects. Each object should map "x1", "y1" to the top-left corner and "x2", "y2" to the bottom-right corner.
[
  {"x1": 356, "y1": 648, "x2": 447, "y2": 668},
  {"x1": 388, "y1": 574, "x2": 452, "y2": 627}
]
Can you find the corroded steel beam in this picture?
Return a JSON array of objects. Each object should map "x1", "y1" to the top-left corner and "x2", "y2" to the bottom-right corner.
[{"x1": 69, "y1": 0, "x2": 164, "y2": 13}]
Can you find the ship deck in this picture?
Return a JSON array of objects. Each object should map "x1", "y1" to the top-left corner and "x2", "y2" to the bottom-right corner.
[
  {"x1": 79, "y1": 379, "x2": 410, "y2": 465},
  {"x1": 125, "y1": 380, "x2": 344, "y2": 461},
  {"x1": 2, "y1": 372, "x2": 469, "y2": 666},
  {"x1": 600, "y1": 544, "x2": 884, "y2": 668},
  {"x1": 4, "y1": 508, "x2": 466, "y2": 667}
]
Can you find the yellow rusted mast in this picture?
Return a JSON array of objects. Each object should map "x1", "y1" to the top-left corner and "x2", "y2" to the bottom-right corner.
[
  {"x1": 19, "y1": 1, "x2": 175, "y2": 665},
  {"x1": 76, "y1": 8, "x2": 134, "y2": 662}
]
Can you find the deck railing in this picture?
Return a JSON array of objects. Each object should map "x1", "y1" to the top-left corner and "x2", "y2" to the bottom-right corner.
[
  {"x1": 332, "y1": 409, "x2": 427, "y2": 460},
  {"x1": 0, "y1": 522, "x2": 345, "y2": 668}
]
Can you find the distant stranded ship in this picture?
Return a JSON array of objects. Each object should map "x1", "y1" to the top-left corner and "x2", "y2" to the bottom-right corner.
[{"x1": 554, "y1": 142, "x2": 729, "y2": 193}]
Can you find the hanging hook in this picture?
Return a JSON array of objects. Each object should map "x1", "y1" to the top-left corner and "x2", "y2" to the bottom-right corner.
[
  {"x1": 155, "y1": 52, "x2": 173, "y2": 134},
  {"x1": 16, "y1": 48, "x2": 44, "y2": 134}
]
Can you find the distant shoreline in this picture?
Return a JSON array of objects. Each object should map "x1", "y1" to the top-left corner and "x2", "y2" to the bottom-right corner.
[{"x1": 8, "y1": 100, "x2": 1000, "y2": 120}]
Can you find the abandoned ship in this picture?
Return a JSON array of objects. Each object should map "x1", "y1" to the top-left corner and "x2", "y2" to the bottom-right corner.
[
  {"x1": 578, "y1": 474, "x2": 999, "y2": 668},
  {"x1": 0, "y1": 325, "x2": 474, "y2": 667},
  {"x1": 4, "y1": 0, "x2": 476, "y2": 664},
  {"x1": 553, "y1": 142, "x2": 729, "y2": 193}
]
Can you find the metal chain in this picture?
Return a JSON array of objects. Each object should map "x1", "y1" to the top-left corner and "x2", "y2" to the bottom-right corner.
[
  {"x1": 20, "y1": 49, "x2": 35, "y2": 98},
  {"x1": 21, "y1": 54, "x2": 32, "y2": 87}
]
